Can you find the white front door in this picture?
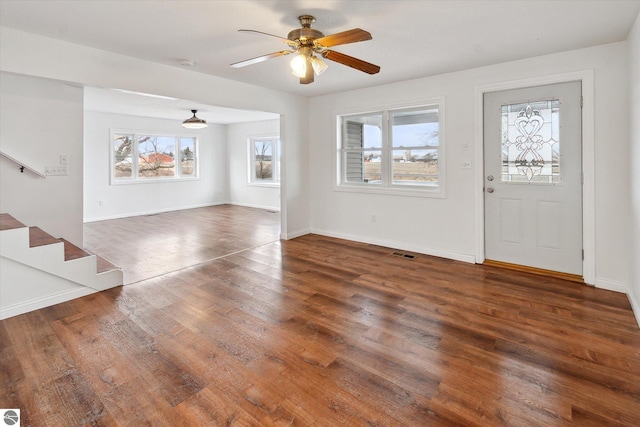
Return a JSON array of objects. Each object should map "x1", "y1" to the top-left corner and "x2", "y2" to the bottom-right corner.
[{"x1": 483, "y1": 81, "x2": 583, "y2": 275}]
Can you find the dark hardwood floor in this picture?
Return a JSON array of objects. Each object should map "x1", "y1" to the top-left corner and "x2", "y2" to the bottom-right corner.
[{"x1": 1, "y1": 206, "x2": 639, "y2": 426}]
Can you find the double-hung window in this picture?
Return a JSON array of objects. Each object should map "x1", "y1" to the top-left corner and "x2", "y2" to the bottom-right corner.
[
  {"x1": 111, "y1": 131, "x2": 199, "y2": 183},
  {"x1": 337, "y1": 101, "x2": 444, "y2": 196},
  {"x1": 249, "y1": 136, "x2": 280, "y2": 185}
]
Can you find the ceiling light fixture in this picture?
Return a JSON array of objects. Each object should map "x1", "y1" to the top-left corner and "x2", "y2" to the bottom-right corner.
[
  {"x1": 182, "y1": 110, "x2": 207, "y2": 129},
  {"x1": 310, "y1": 56, "x2": 328, "y2": 75},
  {"x1": 290, "y1": 53, "x2": 308, "y2": 78},
  {"x1": 232, "y1": 15, "x2": 380, "y2": 85}
]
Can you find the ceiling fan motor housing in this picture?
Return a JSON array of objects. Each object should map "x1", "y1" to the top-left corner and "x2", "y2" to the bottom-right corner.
[{"x1": 288, "y1": 28, "x2": 324, "y2": 46}]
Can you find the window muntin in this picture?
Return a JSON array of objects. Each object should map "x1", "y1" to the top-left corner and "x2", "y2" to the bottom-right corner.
[
  {"x1": 338, "y1": 103, "x2": 443, "y2": 194},
  {"x1": 249, "y1": 136, "x2": 280, "y2": 184},
  {"x1": 111, "y1": 131, "x2": 198, "y2": 184}
]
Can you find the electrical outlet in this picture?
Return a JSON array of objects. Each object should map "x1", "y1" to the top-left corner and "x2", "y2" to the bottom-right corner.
[
  {"x1": 60, "y1": 154, "x2": 68, "y2": 165},
  {"x1": 45, "y1": 165, "x2": 68, "y2": 176}
]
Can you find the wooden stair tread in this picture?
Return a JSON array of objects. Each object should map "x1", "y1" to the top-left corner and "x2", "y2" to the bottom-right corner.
[
  {"x1": 0, "y1": 213, "x2": 26, "y2": 231},
  {"x1": 6, "y1": 216, "x2": 122, "y2": 277},
  {"x1": 95, "y1": 255, "x2": 120, "y2": 274},
  {"x1": 61, "y1": 239, "x2": 120, "y2": 273},
  {"x1": 60, "y1": 239, "x2": 121, "y2": 273},
  {"x1": 29, "y1": 226, "x2": 61, "y2": 247},
  {"x1": 60, "y1": 238, "x2": 92, "y2": 261}
]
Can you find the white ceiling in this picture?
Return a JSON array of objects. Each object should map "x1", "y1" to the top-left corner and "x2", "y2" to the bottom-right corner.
[
  {"x1": 2, "y1": 0, "x2": 639, "y2": 122},
  {"x1": 83, "y1": 87, "x2": 279, "y2": 124}
]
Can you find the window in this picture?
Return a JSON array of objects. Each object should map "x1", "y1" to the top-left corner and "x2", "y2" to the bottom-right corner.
[
  {"x1": 337, "y1": 101, "x2": 444, "y2": 196},
  {"x1": 249, "y1": 136, "x2": 280, "y2": 185},
  {"x1": 111, "y1": 131, "x2": 198, "y2": 183}
]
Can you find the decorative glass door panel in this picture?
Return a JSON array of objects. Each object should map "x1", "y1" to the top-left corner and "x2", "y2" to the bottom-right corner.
[{"x1": 500, "y1": 100, "x2": 560, "y2": 183}]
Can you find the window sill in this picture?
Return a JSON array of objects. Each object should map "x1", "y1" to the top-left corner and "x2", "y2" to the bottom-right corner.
[
  {"x1": 247, "y1": 182, "x2": 280, "y2": 188},
  {"x1": 111, "y1": 176, "x2": 201, "y2": 185},
  {"x1": 334, "y1": 184, "x2": 445, "y2": 198}
]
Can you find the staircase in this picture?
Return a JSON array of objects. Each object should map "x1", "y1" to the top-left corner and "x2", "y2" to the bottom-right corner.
[{"x1": 0, "y1": 213, "x2": 123, "y2": 318}]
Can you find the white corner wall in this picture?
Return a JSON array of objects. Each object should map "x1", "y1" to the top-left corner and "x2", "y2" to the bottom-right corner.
[
  {"x1": 0, "y1": 72, "x2": 84, "y2": 245},
  {"x1": 227, "y1": 119, "x2": 281, "y2": 211},
  {"x1": 0, "y1": 26, "x2": 310, "y2": 239},
  {"x1": 309, "y1": 42, "x2": 631, "y2": 290},
  {"x1": 84, "y1": 111, "x2": 227, "y2": 221},
  {"x1": 628, "y1": 13, "x2": 640, "y2": 325}
]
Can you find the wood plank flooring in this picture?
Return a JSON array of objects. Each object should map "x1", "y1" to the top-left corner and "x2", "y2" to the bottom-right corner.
[
  {"x1": 2, "y1": 207, "x2": 640, "y2": 426},
  {"x1": 83, "y1": 205, "x2": 281, "y2": 284}
]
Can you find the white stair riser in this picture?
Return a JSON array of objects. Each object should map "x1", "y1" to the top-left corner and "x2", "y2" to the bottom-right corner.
[{"x1": 0, "y1": 227, "x2": 122, "y2": 291}]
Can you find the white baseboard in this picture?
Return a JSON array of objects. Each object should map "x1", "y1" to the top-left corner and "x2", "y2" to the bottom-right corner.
[
  {"x1": 84, "y1": 202, "x2": 283, "y2": 223},
  {"x1": 627, "y1": 287, "x2": 640, "y2": 329},
  {"x1": 84, "y1": 202, "x2": 227, "y2": 223},
  {"x1": 309, "y1": 229, "x2": 476, "y2": 264},
  {"x1": 282, "y1": 229, "x2": 311, "y2": 240},
  {"x1": 0, "y1": 287, "x2": 98, "y2": 320},
  {"x1": 594, "y1": 277, "x2": 628, "y2": 294},
  {"x1": 229, "y1": 202, "x2": 280, "y2": 212}
]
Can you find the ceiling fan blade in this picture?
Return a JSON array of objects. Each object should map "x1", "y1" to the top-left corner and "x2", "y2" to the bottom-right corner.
[
  {"x1": 300, "y1": 58, "x2": 314, "y2": 85},
  {"x1": 322, "y1": 50, "x2": 380, "y2": 75},
  {"x1": 238, "y1": 29, "x2": 297, "y2": 47},
  {"x1": 315, "y1": 28, "x2": 372, "y2": 47},
  {"x1": 230, "y1": 50, "x2": 292, "y2": 68}
]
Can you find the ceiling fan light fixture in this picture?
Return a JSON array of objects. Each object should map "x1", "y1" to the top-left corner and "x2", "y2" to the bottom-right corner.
[
  {"x1": 310, "y1": 56, "x2": 328, "y2": 75},
  {"x1": 182, "y1": 109, "x2": 207, "y2": 129},
  {"x1": 290, "y1": 53, "x2": 308, "y2": 78},
  {"x1": 233, "y1": 15, "x2": 379, "y2": 84}
]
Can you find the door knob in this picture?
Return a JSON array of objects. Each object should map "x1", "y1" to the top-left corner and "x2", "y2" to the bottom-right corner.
[
  {"x1": 487, "y1": 187, "x2": 494, "y2": 193},
  {"x1": 487, "y1": 175, "x2": 494, "y2": 181}
]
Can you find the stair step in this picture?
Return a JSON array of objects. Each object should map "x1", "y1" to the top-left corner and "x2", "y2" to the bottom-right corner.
[
  {"x1": 95, "y1": 255, "x2": 120, "y2": 274},
  {"x1": 29, "y1": 226, "x2": 60, "y2": 247},
  {"x1": 0, "y1": 213, "x2": 26, "y2": 231},
  {"x1": 4, "y1": 216, "x2": 122, "y2": 277},
  {"x1": 27, "y1": 227, "x2": 121, "y2": 273},
  {"x1": 60, "y1": 238, "x2": 91, "y2": 261}
]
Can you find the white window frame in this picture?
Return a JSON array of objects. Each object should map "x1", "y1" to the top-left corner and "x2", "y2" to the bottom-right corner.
[
  {"x1": 248, "y1": 136, "x2": 280, "y2": 186},
  {"x1": 110, "y1": 129, "x2": 200, "y2": 185},
  {"x1": 335, "y1": 99, "x2": 445, "y2": 198}
]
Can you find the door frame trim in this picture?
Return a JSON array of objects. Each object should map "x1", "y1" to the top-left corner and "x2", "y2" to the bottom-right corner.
[{"x1": 474, "y1": 70, "x2": 595, "y2": 285}]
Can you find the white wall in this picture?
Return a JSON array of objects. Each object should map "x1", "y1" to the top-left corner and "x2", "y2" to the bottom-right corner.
[
  {"x1": 0, "y1": 257, "x2": 97, "y2": 319},
  {"x1": 227, "y1": 119, "x2": 280, "y2": 211},
  {"x1": 629, "y1": 14, "x2": 640, "y2": 325},
  {"x1": 309, "y1": 42, "x2": 631, "y2": 290},
  {"x1": 0, "y1": 26, "x2": 310, "y2": 240},
  {"x1": 84, "y1": 111, "x2": 227, "y2": 221},
  {"x1": 0, "y1": 72, "x2": 84, "y2": 245}
]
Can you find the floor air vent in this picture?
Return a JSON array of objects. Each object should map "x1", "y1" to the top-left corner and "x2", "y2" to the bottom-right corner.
[{"x1": 391, "y1": 251, "x2": 417, "y2": 260}]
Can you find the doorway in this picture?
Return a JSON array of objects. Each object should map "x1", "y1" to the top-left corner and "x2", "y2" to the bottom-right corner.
[{"x1": 483, "y1": 81, "x2": 583, "y2": 276}]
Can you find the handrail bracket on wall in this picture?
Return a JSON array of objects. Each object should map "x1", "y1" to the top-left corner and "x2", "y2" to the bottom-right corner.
[{"x1": 0, "y1": 150, "x2": 46, "y2": 178}]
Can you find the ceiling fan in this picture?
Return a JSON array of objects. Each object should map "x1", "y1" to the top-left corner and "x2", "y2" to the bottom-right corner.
[{"x1": 231, "y1": 15, "x2": 380, "y2": 84}]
